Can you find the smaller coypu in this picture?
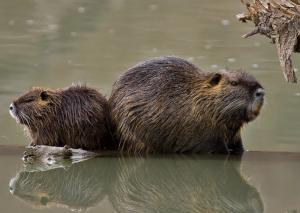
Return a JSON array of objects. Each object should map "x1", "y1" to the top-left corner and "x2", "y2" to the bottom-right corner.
[
  {"x1": 109, "y1": 56, "x2": 265, "y2": 154},
  {"x1": 10, "y1": 85, "x2": 113, "y2": 150}
]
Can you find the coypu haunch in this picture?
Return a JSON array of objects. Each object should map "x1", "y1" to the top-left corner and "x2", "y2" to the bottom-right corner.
[
  {"x1": 9, "y1": 85, "x2": 113, "y2": 150},
  {"x1": 109, "y1": 56, "x2": 265, "y2": 154}
]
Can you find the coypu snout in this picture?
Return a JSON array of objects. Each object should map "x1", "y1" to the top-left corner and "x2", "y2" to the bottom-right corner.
[
  {"x1": 9, "y1": 102, "x2": 31, "y2": 125},
  {"x1": 9, "y1": 103, "x2": 17, "y2": 122},
  {"x1": 9, "y1": 88, "x2": 50, "y2": 126},
  {"x1": 247, "y1": 87, "x2": 265, "y2": 122},
  {"x1": 218, "y1": 70, "x2": 265, "y2": 124}
]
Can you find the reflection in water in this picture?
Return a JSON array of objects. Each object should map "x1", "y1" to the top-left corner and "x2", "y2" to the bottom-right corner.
[
  {"x1": 9, "y1": 157, "x2": 117, "y2": 211},
  {"x1": 9, "y1": 155, "x2": 263, "y2": 212},
  {"x1": 112, "y1": 156, "x2": 263, "y2": 213}
]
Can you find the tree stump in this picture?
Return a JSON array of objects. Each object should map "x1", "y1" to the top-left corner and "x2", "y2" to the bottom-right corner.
[{"x1": 237, "y1": 0, "x2": 300, "y2": 83}]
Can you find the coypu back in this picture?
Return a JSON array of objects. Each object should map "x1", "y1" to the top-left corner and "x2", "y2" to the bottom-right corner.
[
  {"x1": 109, "y1": 56, "x2": 264, "y2": 154},
  {"x1": 10, "y1": 85, "x2": 114, "y2": 150}
]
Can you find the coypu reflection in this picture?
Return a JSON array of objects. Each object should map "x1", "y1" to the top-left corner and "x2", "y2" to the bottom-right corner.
[
  {"x1": 9, "y1": 155, "x2": 263, "y2": 212},
  {"x1": 9, "y1": 157, "x2": 118, "y2": 211},
  {"x1": 111, "y1": 155, "x2": 264, "y2": 213}
]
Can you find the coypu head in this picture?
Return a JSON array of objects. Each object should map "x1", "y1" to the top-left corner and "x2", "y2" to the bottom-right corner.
[
  {"x1": 9, "y1": 87, "x2": 59, "y2": 130},
  {"x1": 197, "y1": 70, "x2": 264, "y2": 129}
]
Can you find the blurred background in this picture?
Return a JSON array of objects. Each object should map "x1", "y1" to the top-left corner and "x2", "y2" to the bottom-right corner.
[{"x1": 0, "y1": 0, "x2": 299, "y2": 152}]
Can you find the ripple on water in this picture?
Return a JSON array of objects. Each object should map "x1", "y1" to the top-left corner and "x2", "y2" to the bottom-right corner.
[
  {"x1": 187, "y1": 57, "x2": 194, "y2": 62},
  {"x1": 148, "y1": 4, "x2": 158, "y2": 11},
  {"x1": 211, "y1": 64, "x2": 219, "y2": 69},
  {"x1": 70, "y1": 32, "x2": 78, "y2": 37},
  {"x1": 78, "y1": 7, "x2": 86, "y2": 14},
  {"x1": 204, "y1": 44, "x2": 212, "y2": 50},
  {"x1": 25, "y1": 20, "x2": 35, "y2": 26},
  {"x1": 47, "y1": 24, "x2": 58, "y2": 31},
  {"x1": 221, "y1": 19, "x2": 230, "y2": 26},
  {"x1": 8, "y1": 20, "x2": 15, "y2": 26},
  {"x1": 227, "y1": 58, "x2": 236, "y2": 63}
]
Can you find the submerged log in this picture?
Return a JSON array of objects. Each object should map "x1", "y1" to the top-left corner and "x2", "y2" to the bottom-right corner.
[{"x1": 237, "y1": 0, "x2": 300, "y2": 83}]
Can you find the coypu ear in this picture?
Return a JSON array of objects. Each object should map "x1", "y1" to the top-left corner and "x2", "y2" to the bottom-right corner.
[
  {"x1": 209, "y1": 73, "x2": 222, "y2": 86},
  {"x1": 40, "y1": 91, "x2": 49, "y2": 101}
]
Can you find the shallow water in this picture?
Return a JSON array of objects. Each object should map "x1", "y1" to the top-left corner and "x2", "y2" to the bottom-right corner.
[
  {"x1": 1, "y1": 148, "x2": 300, "y2": 213},
  {"x1": 0, "y1": 0, "x2": 300, "y2": 212}
]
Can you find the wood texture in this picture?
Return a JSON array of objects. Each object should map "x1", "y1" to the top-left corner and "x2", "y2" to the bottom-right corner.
[
  {"x1": 237, "y1": 0, "x2": 300, "y2": 83},
  {"x1": 22, "y1": 145, "x2": 100, "y2": 171}
]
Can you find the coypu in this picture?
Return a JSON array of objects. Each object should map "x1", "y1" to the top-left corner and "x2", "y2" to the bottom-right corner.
[
  {"x1": 109, "y1": 56, "x2": 265, "y2": 154},
  {"x1": 9, "y1": 85, "x2": 113, "y2": 150}
]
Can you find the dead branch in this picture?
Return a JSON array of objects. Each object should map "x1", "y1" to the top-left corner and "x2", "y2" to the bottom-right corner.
[
  {"x1": 22, "y1": 145, "x2": 101, "y2": 171},
  {"x1": 237, "y1": 0, "x2": 300, "y2": 83}
]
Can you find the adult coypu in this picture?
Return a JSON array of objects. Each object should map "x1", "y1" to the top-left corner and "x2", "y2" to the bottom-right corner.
[
  {"x1": 9, "y1": 85, "x2": 113, "y2": 150},
  {"x1": 109, "y1": 56, "x2": 265, "y2": 154}
]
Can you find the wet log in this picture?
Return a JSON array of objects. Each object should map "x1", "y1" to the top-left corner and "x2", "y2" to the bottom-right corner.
[
  {"x1": 237, "y1": 0, "x2": 300, "y2": 83},
  {"x1": 22, "y1": 145, "x2": 101, "y2": 171}
]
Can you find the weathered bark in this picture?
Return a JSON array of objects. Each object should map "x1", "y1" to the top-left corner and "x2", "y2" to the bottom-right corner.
[
  {"x1": 22, "y1": 145, "x2": 102, "y2": 171},
  {"x1": 237, "y1": 0, "x2": 300, "y2": 83}
]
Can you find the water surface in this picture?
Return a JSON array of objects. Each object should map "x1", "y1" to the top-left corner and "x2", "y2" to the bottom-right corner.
[{"x1": 1, "y1": 148, "x2": 300, "y2": 213}]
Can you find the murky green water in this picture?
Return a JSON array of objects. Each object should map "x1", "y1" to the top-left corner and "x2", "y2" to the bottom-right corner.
[
  {"x1": 0, "y1": 0, "x2": 300, "y2": 212},
  {"x1": 1, "y1": 149, "x2": 300, "y2": 213}
]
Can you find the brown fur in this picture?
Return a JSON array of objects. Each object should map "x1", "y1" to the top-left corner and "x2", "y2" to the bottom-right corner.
[
  {"x1": 109, "y1": 56, "x2": 265, "y2": 154},
  {"x1": 10, "y1": 85, "x2": 114, "y2": 150}
]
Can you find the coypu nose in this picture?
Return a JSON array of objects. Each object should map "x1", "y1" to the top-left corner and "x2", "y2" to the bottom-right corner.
[
  {"x1": 9, "y1": 103, "x2": 14, "y2": 111},
  {"x1": 254, "y1": 88, "x2": 265, "y2": 98}
]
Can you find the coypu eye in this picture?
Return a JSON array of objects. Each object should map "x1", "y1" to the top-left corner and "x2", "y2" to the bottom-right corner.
[
  {"x1": 209, "y1": 73, "x2": 222, "y2": 86},
  {"x1": 40, "y1": 91, "x2": 49, "y2": 101},
  {"x1": 230, "y1": 81, "x2": 238, "y2": 86}
]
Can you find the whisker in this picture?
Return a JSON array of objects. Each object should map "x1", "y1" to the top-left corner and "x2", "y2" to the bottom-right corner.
[{"x1": 20, "y1": 111, "x2": 30, "y2": 125}]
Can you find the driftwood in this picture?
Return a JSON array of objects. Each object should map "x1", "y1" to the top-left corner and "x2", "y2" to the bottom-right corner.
[
  {"x1": 22, "y1": 145, "x2": 101, "y2": 171},
  {"x1": 237, "y1": 0, "x2": 300, "y2": 83}
]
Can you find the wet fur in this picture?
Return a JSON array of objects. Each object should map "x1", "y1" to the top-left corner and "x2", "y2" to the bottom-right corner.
[
  {"x1": 109, "y1": 56, "x2": 264, "y2": 154},
  {"x1": 12, "y1": 85, "x2": 114, "y2": 150}
]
